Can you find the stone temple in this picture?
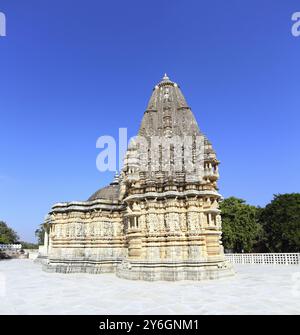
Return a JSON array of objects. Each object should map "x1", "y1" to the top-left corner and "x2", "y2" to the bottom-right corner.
[{"x1": 42, "y1": 74, "x2": 234, "y2": 281}]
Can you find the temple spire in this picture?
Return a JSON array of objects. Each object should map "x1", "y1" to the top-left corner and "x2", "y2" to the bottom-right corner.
[{"x1": 141, "y1": 75, "x2": 199, "y2": 137}]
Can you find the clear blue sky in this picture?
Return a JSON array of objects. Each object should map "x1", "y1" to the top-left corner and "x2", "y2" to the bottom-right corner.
[{"x1": 0, "y1": 0, "x2": 299, "y2": 242}]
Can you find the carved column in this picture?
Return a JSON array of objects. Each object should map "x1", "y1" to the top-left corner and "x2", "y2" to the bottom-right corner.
[
  {"x1": 44, "y1": 230, "x2": 49, "y2": 255},
  {"x1": 126, "y1": 215, "x2": 143, "y2": 259}
]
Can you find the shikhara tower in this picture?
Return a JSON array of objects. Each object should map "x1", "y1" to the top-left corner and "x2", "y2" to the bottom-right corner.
[{"x1": 42, "y1": 75, "x2": 234, "y2": 281}]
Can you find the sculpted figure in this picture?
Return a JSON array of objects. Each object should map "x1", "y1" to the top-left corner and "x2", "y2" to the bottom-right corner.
[
  {"x1": 56, "y1": 225, "x2": 61, "y2": 238},
  {"x1": 147, "y1": 214, "x2": 158, "y2": 234},
  {"x1": 187, "y1": 212, "x2": 199, "y2": 232},
  {"x1": 70, "y1": 223, "x2": 75, "y2": 237},
  {"x1": 172, "y1": 213, "x2": 180, "y2": 232},
  {"x1": 165, "y1": 213, "x2": 171, "y2": 231},
  {"x1": 157, "y1": 214, "x2": 165, "y2": 232},
  {"x1": 103, "y1": 222, "x2": 113, "y2": 236},
  {"x1": 180, "y1": 213, "x2": 187, "y2": 232},
  {"x1": 139, "y1": 215, "x2": 146, "y2": 230},
  {"x1": 89, "y1": 223, "x2": 95, "y2": 236},
  {"x1": 65, "y1": 225, "x2": 70, "y2": 237},
  {"x1": 76, "y1": 223, "x2": 83, "y2": 237}
]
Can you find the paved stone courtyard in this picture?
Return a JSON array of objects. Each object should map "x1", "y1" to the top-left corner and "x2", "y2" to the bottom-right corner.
[{"x1": 0, "y1": 259, "x2": 299, "y2": 314}]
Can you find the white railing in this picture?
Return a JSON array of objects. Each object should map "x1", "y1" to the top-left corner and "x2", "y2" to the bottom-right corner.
[
  {"x1": 0, "y1": 244, "x2": 22, "y2": 250},
  {"x1": 225, "y1": 253, "x2": 300, "y2": 265}
]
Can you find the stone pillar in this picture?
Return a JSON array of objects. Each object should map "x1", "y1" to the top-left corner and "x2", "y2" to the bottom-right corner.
[
  {"x1": 44, "y1": 230, "x2": 49, "y2": 255},
  {"x1": 127, "y1": 230, "x2": 142, "y2": 259},
  {"x1": 48, "y1": 226, "x2": 53, "y2": 252},
  {"x1": 134, "y1": 216, "x2": 137, "y2": 229},
  {"x1": 208, "y1": 213, "x2": 212, "y2": 226}
]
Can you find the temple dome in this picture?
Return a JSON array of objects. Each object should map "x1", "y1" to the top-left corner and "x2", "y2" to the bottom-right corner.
[
  {"x1": 88, "y1": 183, "x2": 119, "y2": 201},
  {"x1": 88, "y1": 174, "x2": 120, "y2": 201}
]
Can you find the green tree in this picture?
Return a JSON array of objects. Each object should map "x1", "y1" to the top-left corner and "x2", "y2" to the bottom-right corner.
[
  {"x1": 0, "y1": 221, "x2": 19, "y2": 244},
  {"x1": 35, "y1": 224, "x2": 45, "y2": 245},
  {"x1": 19, "y1": 241, "x2": 38, "y2": 249},
  {"x1": 220, "y1": 197, "x2": 262, "y2": 253},
  {"x1": 259, "y1": 193, "x2": 300, "y2": 252}
]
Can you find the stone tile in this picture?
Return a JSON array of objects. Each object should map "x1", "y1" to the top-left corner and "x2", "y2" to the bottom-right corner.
[{"x1": 0, "y1": 260, "x2": 299, "y2": 315}]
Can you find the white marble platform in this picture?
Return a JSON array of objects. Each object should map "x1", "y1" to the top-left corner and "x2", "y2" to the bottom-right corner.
[{"x1": 0, "y1": 259, "x2": 299, "y2": 314}]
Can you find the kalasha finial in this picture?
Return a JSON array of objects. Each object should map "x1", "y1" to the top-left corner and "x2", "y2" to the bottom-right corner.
[
  {"x1": 111, "y1": 171, "x2": 119, "y2": 184},
  {"x1": 157, "y1": 73, "x2": 174, "y2": 88},
  {"x1": 163, "y1": 73, "x2": 169, "y2": 81}
]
